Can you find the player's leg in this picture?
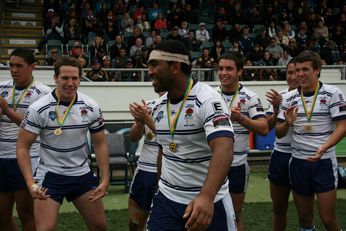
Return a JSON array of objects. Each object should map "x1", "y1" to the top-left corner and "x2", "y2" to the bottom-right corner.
[
  {"x1": 0, "y1": 192, "x2": 18, "y2": 231},
  {"x1": 34, "y1": 198, "x2": 60, "y2": 231},
  {"x1": 128, "y1": 197, "x2": 149, "y2": 231},
  {"x1": 268, "y1": 150, "x2": 292, "y2": 231},
  {"x1": 292, "y1": 191, "x2": 315, "y2": 230},
  {"x1": 128, "y1": 169, "x2": 157, "y2": 231},
  {"x1": 73, "y1": 190, "x2": 107, "y2": 231},
  {"x1": 316, "y1": 190, "x2": 340, "y2": 230},
  {"x1": 229, "y1": 192, "x2": 245, "y2": 231},
  {"x1": 270, "y1": 183, "x2": 291, "y2": 231},
  {"x1": 14, "y1": 189, "x2": 35, "y2": 231}
]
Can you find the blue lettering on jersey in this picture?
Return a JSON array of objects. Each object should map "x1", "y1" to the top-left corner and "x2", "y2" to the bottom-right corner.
[
  {"x1": 155, "y1": 111, "x2": 164, "y2": 123},
  {"x1": 1, "y1": 91, "x2": 8, "y2": 98},
  {"x1": 49, "y1": 111, "x2": 56, "y2": 121}
]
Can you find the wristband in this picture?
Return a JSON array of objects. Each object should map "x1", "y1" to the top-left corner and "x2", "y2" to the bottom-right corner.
[{"x1": 31, "y1": 183, "x2": 40, "y2": 192}]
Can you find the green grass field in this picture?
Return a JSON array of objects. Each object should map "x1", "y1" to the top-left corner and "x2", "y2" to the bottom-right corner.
[
  {"x1": 47, "y1": 171, "x2": 346, "y2": 231},
  {"x1": 337, "y1": 138, "x2": 346, "y2": 155}
]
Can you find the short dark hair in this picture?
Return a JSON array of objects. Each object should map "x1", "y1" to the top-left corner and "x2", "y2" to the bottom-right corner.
[
  {"x1": 10, "y1": 48, "x2": 36, "y2": 65},
  {"x1": 153, "y1": 39, "x2": 191, "y2": 76},
  {"x1": 54, "y1": 57, "x2": 82, "y2": 77},
  {"x1": 218, "y1": 51, "x2": 244, "y2": 70},
  {"x1": 294, "y1": 50, "x2": 321, "y2": 70}
]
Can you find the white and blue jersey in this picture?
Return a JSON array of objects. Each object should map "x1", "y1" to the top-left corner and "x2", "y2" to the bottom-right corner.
[
  {"x1": 216, "y1": 84, "x2": 266, "y2": 166},
  {"x1": 266, "y1": 88, "x2": 293, "y2": 153},
  {"x1": 277, "y1": 82, "x2": 346, "y2": 159},
  {"x1": 21, "y1": 90, "x2": 104, "y2": 178},
  {"x1": 151, "y1": 81, "x2": 234, "y2": 204},
  {"x1": 0, "y1": 80, "x2": 51, "y2": 159},
  {"x1": 137, "y1": 99, "x2": 160, "y2": 173}
]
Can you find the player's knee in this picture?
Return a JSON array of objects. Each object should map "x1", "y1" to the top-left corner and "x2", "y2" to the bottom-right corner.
[
  {"x1": 16, "y1": 205, "x2": 34, "y2": 222},
  {"x1": 92, "y1": 222, "x2": 107, "y2": 231},
  {"x1": 272, "y1": 204, "x2": 288, "y2": 216}
]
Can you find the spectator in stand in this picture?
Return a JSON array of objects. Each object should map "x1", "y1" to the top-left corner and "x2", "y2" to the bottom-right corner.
[
  {"x1": 196, "y1": 47, "x2": 217, "y2": 81},
  {"x1": 137, "y1": 47, "x2": 150, "y2": 69},
  {"x1": 145, "y1": 30, "x2": 157, "y2": 48},
  {"x1": 313, "y1": 19, "x2": 329, "y2": 47},
  {"x1": 148, "y1": 34, "x2": 162, "y2": 54},
  {"x1": 184, "y1": 31, "x2": 200, "y2": 51},
  {"x1": 153, "y1": 13, "x2": 167, "y2": 32},
  {"x1": 121, "y1": 58, "x2": 141, "y2": 81},
  {"x1": 254, "y1": 27, "x2": 270, "y2": 52},
  {"x1": 268, "y1": 19, "x2": 278, "y2": 38},
  {"x1": 82, "y1": 10, "x2": 104, "y2": 45},
  {"x1": 215, "y1": 6, "x2": 229, "y2": 24},
  {"x1": 210, "y1": 39, "x2": 225, "y2": 61},
  {"x1": 114, "y1": 47, "x2": 130, "y2": 68},
  {"x1": 104, "y1": 19, "x2": 119, "y2": 44},
  {"x1": 70, "y1": 42, "x2": 88, "y2": 67},
  {"x1": 287, "y1": 38, "x2": 301, "y2": 58},
  {"x1": 45, "y1": 47, "x2": 61, "y2": 66},
  {"x1": 179, "y1": 3, "x2": 198, "y2": 24},
  {"x1": 229, "y1": 40, "x2": 244, "y2": 56},
  {"x1": 258, "y1": 51, "x2": 276, "y2": 81},
  {"x1": 166, "y1": 26, "x2": 183, "y2": 42},
  {"x1": 230, "y1": 1, "x2": 245, "y2": 25},
  {"x1": 65, "y1": 17, "x2": 81, "y2": 42},
  {"x1": 38, "y1": 13, "x2": 65, "y2": 51},
  {"x1": 166, "y1": 2, "x2": 181, "y2": 28},
  {"x1": 120, "y1": 12, "x2": 135, "y2": 32},
  {"x1": 212, "y1": 18, "x2": 228, "y2": 42},
  {"x1": 262, "y1": 3, "x2": 280, "y2": 26},
  {"x1": 247, "y1": 42, "x2": 264, "y2": 65},
  {"x1": 89, "y1": 36, "x2": 107, "y2": 63},
  {"x1": 99, "y1": 6, "x2": 113, "y2": 28},
  {"x1": 242, "y1": 58, "x2": 260, "y2": 81},
  {"x1": 196, "y1": 22, "x2": 211, "y2": 44},
  {"x1": 277, "y1": 48, "x2": 293, "y2": 80},
  {"x1": 295, "y1": 24, "x2": 310, "y2": 51},
  {"x1": 331, "y1": 24, "x2": 344, "y2": 49},
  {"x1": 127, "y1": 26, "x2": 146, "y2": 51},
  {"x1": 133, "y1": 5, "x2": 145, "y2": 23},
  {"x1": 129, "y1": 37, "x2": 145, "y2": 63},
  {"x1": 77, "y1": 56, "x2": 87, "y2": 69},
  {"x1": 245, "y1": 5, "x2": 263, "y2": 29},
  {"x1": 113, "y1": 0, "x2": 128, "y2": 15},
  {"x1": 101, "y1": 55, "x2": 116, "y2": 81},
  {"x1": 238, "y1": 25, "x2": 254, "y2": 57},
  {"x1": 229, "y1": 23, "x2": 242, "y2": 41},
  {"x1": 110, "y1": 35, "x2": 125, "y2": 61},
  {"x1": 266, "y1": 37, "x2": 283, "y2": 65},
  {"x1": 85, "y1": 57, "x2": 109, "y2": 81},
  {"x1": 136, "y1": 14, "x2": 151, "y2": 33},
  {"x1": 147, "y1": 2, "x2": 163, "y2": 24},
  {"x1": 276, "y1": 27, "x2": 289, "y2": 46},
  {"x1": 282, "y1": 21, "x2": 295, "y2": 39},
  {"x1": 178, "y1": 21, "x2": 189, "y2": 39},
  {"x1": 320, "y1": 40, "x2": 340, "y2": 65}
]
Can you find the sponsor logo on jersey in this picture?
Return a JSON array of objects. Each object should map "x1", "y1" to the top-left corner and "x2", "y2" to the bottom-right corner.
[
  {"x1": 212, "y1": 115, "x2": 230, "y2": 127},
  {"x1": 49, "y1": 111, "x2": 56, "y2": 121},
  {"x1": 155, "y1": 111, "x2": 164, "y2": 123}
]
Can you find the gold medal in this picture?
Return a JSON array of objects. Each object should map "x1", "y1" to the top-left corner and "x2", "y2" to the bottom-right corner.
[
  {"x1": 169, "y1": 142, "x2": 177, "y2": 152},
  {"x1": 146, "y1": 132, "x2": 153, "y2": 140},
  {"x1": 54, "y1": 128, "x2": 62, "y2": 136},
  {"x1": 304, "y1": 124, "x2": 312, "y2": 133}
]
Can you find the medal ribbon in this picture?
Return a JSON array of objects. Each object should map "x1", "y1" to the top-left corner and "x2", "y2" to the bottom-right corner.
[
  {"x1": 11, "y1": 79, "x2": 34, "y2": 111},
  {"x1": 221, "y1": 84, "x2": 239, "y2": 108},
  {"x1": 167, "y1": 78, "x2": 193, "y2": 141},
  {"x1": 300, "y1": 82, "x2": 320, "y2": 122},
  {"x1": 55, "y1": 91, "x2": 76, "y2": 129}
]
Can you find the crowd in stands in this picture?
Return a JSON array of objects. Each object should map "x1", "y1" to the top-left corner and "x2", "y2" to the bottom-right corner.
[{"x1": 41, "y1": 0, "x2": 346, "y2": 81}]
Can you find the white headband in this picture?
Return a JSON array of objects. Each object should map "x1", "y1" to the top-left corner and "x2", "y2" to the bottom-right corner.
[{"x1": 148, "y1": 50, "x2": 190, "y2": 65}]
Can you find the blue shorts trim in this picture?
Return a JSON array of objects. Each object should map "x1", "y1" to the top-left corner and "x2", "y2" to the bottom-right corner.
[
  {"x1": 42, "y1": 171, "x2": 97, "y2": 204},
  {"x1": 147, "y1": 191, "x2": 236, "y2": 231},
  {"x1": 0, "y1": 158, "x2": 27, "y2": 192},
  {"x1": 228, "y1": 163, "x2": 249, "y2": 193},
  {"x1": 289, "y1": 157, "x2": 337, "y2": 196},
  {"x1": 268, "y1": 150, "x2": 292, "y2": 186},
  {"x1": 129, "y1": 169, "x2": 158, "y2": 211}
]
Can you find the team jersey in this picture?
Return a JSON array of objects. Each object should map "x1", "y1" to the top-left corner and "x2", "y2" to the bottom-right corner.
[
  {"x1": 137, "y1": 99, "x2": 160, "y2": 173},
  {"x1": 21, "y1": 90, "x2": 104, "y2": 176},
  {"x1": 216, "y1": 84, "x2": 266, "y2": 166},
  {"x1": 0, "y1": 80, "x2": 51, "y2": 159},
  {"x1": 266, "y1": 88, "x2": 293, "y2": 153},
  {"x1": 152, "y1": 81, "x2": 234, "y2": 204},
  {"x1": 277, "y1": 82, "x2": 346, "y2": 159}
]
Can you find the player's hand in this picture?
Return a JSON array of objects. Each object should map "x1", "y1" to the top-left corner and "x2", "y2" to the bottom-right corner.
[
  {"x1": 284, "y1": 106, "x2": 298, "y2": 126},
  {"x1": 230, "y1": 105, "x2": 243, "y2": 123},
  {"x1": 29, "y1": 184, "x2": 50, "y2": 200},
  {"x1": 0, "y1": 96, "x2": 10, "y2": 114},
  {"x1": 88, "y1": 181, "x2": 109, "y2": 202},
  {"x1": 307, "y1": 146, "x2": 325, "y2": 162},
  {"x1": 183, "y1": 194, "x2": 214, "y2": 231},
  {"x1": 266, "y1": 89, "x2": 282, "y2": 110}
]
